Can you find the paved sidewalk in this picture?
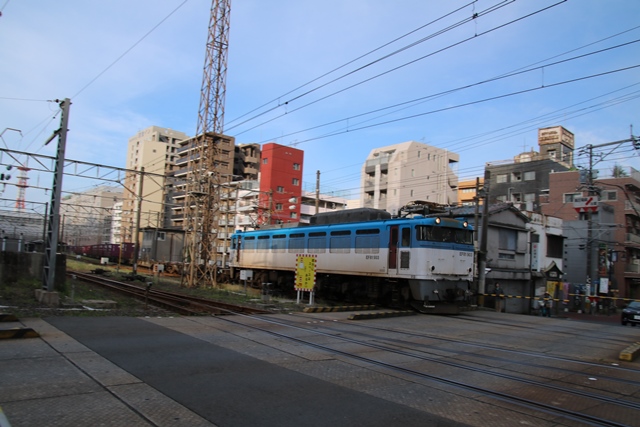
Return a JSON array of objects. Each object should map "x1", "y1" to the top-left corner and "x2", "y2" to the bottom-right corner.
[{"x1": 0, "y1": 318, "x2": 215, "y2": 427}]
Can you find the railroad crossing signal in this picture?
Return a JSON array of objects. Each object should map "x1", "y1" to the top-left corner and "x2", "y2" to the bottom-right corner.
[{"x1": 573, "y1": 196, "x2": 599, "y2": 213}]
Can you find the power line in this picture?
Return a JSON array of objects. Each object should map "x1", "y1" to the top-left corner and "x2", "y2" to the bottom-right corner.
[
  {"x1": 225, "y1": 0, "x2": 484, "y2": 127},
  {"x1": 229, "y1": 1, "x2": 567, "y2": 136},
  {"x1": 254, "y1": 39, "x2": 640, "y2": 147},
  {"x1": 71, "y1": 1, "x2": 190, "y2": 100},
  {"x1": 287, "y1": 64, "x2": 640, "y2": 147}
]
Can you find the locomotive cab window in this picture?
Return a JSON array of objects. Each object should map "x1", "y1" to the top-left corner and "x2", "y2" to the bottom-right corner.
[
  {"x1": 401, "y1": 228, "x2": 411, "y2": 247},
  {"x1": 455, "y1": 229, "x2": 474, "y2": 245},
  {"x1": 416, "y1": 226, "x2": 452, "y2": 243}
]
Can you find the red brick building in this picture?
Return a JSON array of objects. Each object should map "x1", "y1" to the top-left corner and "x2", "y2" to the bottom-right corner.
[
  {"x1": 259, "y1": 143, "x2": 304, "y2": 225},
  {"x1": 542, "y1": 169, "x2": 640, "y2": 300}
]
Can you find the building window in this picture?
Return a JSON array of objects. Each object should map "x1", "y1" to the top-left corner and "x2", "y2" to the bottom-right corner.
[
  {"x1": 511, "y1": 172, "x2": 522, "y2": 182},
  {"x1": 498, "y1": 228, "x2": 517, "y2": 251},
  {"x1": 411, "y1": 169, "x2": 415, "y2": 177},
  {"x1": 276, "y1": 203, "x2": 283, "y2": 211},
  {"x1": 496, "y1": 174, "x2": 508, "y2": 183},
  {"x1": 496, "y1": 195, "x2": 507, "y2": 202},
  {"x1": 277, "y1": 186, "x2": 284, "y2": 193},
  {"x1": 292, "y1": 178, "x2": 300, "y2": 186},
  {"x1": 548, "y1": 150, "x2": 556, "y2": 159},
  {"x1": 293, "y1": 163, "x2": 300, "y2": 170},
  {"x1": 524, "y1": 171, "x2": 535, "y2": 181},
  {"x1": 263, "y1": 158, "x2": 268, "y2": 164},
  {"x1": 524, "y1": 193, "x2": 535, "y2": 202},
  {"x1": 603, "y1": 190, "x2": 617, "y2": 201},
  {"x1": 547, "y1": 234, "x2": 563, "y2": 258},
  {"x1": 290, "y1": 212, "x2": 297, "y2": 219}
]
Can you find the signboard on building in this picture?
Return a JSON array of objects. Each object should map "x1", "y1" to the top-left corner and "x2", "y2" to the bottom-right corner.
[
  {"x1": 538, "y1": 126, "x2": 575, "y2": 148},
  {"x1": 573, "y1": 196, "x2": 599, "y2": 213},
  {"x1": 531, "y1": 243, "x2": 539, "y2": 271}
]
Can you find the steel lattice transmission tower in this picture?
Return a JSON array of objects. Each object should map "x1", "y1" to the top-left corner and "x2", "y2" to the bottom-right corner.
[{"x1": 183, "y1": 0, "x2": 231, "y2": 288}]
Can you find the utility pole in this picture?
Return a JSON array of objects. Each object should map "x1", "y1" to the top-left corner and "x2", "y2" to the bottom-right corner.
[
  {"x1": 477, "y1": 170, "x2": 490, "y2": 304},
  {"x1": 315, "y1": 170, "x2": 320, "y2": 215},
  {"x1": 581, "y1": 134, "x2": 639, "y2": 293},
  {"x1": 42, "y1": 98, "x2": 70, "y2": 292},
  {"x1": 132, "y1": 166, "x2": 144, "y2": 275},
  {"x1": 586, "y1": 144, "x2": 594, "y2": 294}
]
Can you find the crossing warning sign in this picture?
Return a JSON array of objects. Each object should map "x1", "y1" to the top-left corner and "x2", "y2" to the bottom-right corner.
[
  {"x1": 295, "y1": 254, "x2": 317, "y2": 292},
  {"x1": 573, "y1": 196, "x2": 599, "y2": 213}
]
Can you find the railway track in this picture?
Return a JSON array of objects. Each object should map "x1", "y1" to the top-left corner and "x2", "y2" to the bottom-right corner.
[
  {"x1": 181, "y1": 311, "x2": 639, "y2": 427},
  {"x1": 67, "y1": 271, "x2": 270, "y2": 316}
]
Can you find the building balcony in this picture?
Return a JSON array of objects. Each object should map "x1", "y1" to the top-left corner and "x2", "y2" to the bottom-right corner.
[
  {"x1": 448, "y1": 174, "x2": 458, "y2": 188},
  {"x1": 624, "y1": 261, "x2": 640, "y2": 274},
  {"x1": 625, "y1": 233, "x2": 640, "y2": 246},
  {"x1": 243, "y1": 166, "x2": 258, "y2": 175},
  {"x1": 625, "y1": 200, "x2": 640, "y2": 214}
]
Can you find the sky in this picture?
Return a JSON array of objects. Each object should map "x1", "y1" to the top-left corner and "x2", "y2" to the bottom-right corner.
[{"x1": 1, "y1": 0, "x2": 639, "y2": 214}]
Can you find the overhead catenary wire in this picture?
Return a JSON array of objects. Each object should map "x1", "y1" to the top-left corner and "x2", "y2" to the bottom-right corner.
[
  {"x1": 225, "y1": 0, "x2": 486, "y2": 127},
  {"x1": 252, "y1": 39, "x2": 640, "y2": 147},
  {"x1": 228, "y1": 0, "x2": 567, "y2": 137}
]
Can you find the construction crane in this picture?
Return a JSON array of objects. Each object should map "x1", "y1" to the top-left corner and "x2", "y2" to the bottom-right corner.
[{"x1": 182, "y1": 0, "x2": 231, "y2": 288}]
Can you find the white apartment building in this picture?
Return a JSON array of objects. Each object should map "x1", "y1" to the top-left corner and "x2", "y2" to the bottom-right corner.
[
  {"x1": 361, "y1": 141, "x2": 459, "y2": 216},
  {"x1": 110, "y1": 201, "x2": 123, "y2": 244},
  {"x1": 122, "y1": 126, "x2": 190, "y2": 242},
  {"x1": 60, "y1": 185, "x2": 123, "y2": 246}
]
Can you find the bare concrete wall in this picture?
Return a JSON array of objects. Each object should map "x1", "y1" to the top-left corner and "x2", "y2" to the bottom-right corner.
[{"x1": 0, "y1": 252, "x2": 67, "y2": 291}]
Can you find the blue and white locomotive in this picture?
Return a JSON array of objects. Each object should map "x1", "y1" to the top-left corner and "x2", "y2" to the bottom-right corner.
[{"x1": 229, "y1": 206, "x2": 475, "y2": 313}]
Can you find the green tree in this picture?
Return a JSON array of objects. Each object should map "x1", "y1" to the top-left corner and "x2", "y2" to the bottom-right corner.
[{"x1": 612, "y1": 164, "x2": 628, "y2": 178}]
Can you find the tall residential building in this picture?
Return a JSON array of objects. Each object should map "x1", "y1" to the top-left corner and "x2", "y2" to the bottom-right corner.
[
  {"x1": 170, "y1": 132, "x2": 235, "y2": 229},
  {"x1": 110, "y1": 202, "x2": 123, "y2": 244},
  {"x1": 486, "y1": 126, "x2": 574, "y2": 212},
  {"x1": 122, "y1": 126, "x2": 189, "y2": 243},
  {"x1": 259, "y1": 142, "x2": 304, "y2": 225},
  {"x1": 233, "y1": 143, "x2": 261, "y2": 181},
  {"x1": 361, "y1": 141, "x2": 459, "y2": 216}
]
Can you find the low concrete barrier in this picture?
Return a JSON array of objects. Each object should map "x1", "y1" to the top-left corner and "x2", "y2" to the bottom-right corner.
[{"x1": 619, "y1": 342, "x2": 640, "y2": 362}]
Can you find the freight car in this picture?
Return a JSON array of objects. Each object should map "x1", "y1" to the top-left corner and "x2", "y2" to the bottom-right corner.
[
  {"x1": 229, "y1": 207, "x2": 475, "y2": 313},
  {"x1": 68, "y1": 243, "x2": 136, "y2": 264}
]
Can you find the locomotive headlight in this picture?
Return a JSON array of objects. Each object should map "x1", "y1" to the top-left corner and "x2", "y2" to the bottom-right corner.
[
  {"x1": 435, "y1": 217, "x2": 441, "y2": 224},
  {"x1": 463, "y1": 221, "x2": 468, "y2": 228}
]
